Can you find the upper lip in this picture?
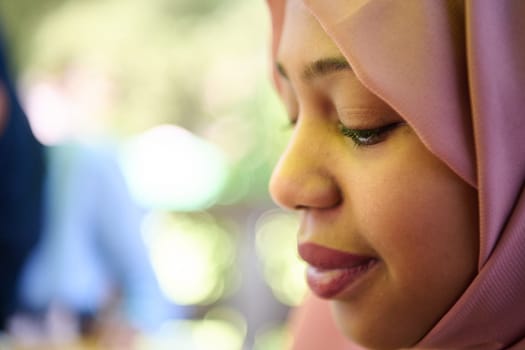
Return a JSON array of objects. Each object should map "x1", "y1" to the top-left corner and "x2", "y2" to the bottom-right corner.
[{"x1": 298, "y1": 242, "x2": 375, "y2": 269}]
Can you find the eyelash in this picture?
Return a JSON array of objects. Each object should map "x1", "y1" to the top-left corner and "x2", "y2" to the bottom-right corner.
[
  {"x1": 339, "y1": 122, "x2": 402, "y2": 147},
  {"x1": 285, "y1": 111, "x2": 402, "y2": 147}
]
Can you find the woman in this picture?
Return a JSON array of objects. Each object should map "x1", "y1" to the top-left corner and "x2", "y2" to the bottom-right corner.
[
  {"x1": 267, "y1": 0, "x2": 525, "y2": 349},
  {"x1": 0, "y1": 27, "x2": 169, "y2": 346}
]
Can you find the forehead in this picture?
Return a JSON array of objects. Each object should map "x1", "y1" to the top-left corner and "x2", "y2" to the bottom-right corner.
[{"x1": 277, "y1": 0, "x2": 343, "y2": 70}]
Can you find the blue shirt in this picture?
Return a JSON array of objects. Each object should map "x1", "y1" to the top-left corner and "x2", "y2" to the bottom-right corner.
[{"x1": 19, "y1": 142, "x2": 171, "y2": 331}]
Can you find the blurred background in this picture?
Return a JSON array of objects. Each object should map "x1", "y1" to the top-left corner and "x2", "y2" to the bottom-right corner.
[{"x1": 0, "y1": 0, "x2": 307, "y2": 349}]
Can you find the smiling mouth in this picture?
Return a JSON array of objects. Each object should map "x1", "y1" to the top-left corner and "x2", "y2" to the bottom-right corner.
[{"x1": 299, "y1": 242, "x2": 378, "y2": 298}]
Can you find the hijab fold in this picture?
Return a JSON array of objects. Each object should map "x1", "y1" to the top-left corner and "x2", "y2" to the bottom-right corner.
[{"x1": 268, "y1": 1, "x2": 525, "y2": 348}]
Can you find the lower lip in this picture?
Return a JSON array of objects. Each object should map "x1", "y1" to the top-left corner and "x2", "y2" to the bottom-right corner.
[{"x1": 306, "y1": 259, "x2": 378, "y2": 299}]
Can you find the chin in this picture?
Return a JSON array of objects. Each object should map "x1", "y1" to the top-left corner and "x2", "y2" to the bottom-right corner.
[{"x1": 331, "y1": 300, "x2": 423, "y2": 350}]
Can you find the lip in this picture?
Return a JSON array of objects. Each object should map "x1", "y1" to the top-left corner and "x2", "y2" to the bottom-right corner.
[{"x1": 299, "y1": 242, "x2": 378, "y2": 298}]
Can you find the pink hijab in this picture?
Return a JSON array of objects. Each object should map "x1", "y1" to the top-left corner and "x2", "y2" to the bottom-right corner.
[{"x1": 267, "y1": 0, "x2": 525, "y2": 348}]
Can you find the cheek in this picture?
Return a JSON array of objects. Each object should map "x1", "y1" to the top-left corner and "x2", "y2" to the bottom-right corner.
[
  {"x1": 350, "y1": 138, "x2": 479, "y2": 290},
  {"x1": 336, "y1": 141, "x2": 479, "y2": 348}
]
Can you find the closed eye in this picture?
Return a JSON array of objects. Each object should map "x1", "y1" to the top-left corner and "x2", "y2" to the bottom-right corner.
[{"x1": 339, "y1": 122, "x2": 404, "y2": 147}]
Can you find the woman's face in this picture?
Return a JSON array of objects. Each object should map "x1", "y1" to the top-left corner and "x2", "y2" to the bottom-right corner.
[{"x1": 269, "y1": 1, "x2": 479, "y2": 348}]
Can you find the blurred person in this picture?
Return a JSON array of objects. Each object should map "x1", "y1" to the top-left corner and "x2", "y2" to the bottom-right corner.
[
  {"x1": 0, "y1": 28, "x2": 46, "y2": 333},
  {"x1": 0, "y1": 29, "x2": 171, "y2": 350},
  {"x1": 11, "y1": 141, "x2": 172, "y2": 349}
]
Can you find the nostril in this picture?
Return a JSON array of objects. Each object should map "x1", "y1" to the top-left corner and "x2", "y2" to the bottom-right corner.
[{"x1": 270, "y1": 169, "x2": 342, "y2": 211}]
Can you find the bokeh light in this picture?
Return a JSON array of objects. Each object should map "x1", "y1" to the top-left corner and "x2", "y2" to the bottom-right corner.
[
  {"x1": 253, "y1": 322, "x2": 291, "y2": 350},
  {"x1": 120, "y1": 124, "x2": 229, "y2": 211},
  {"x1": 0, "y1": 0, "x2": 300, "y2": 348},
  {"x1": 138, "y1": 316, "x2": 245, "y2": 350},
  {"x1": 141, "y1": 211, "x2": 238, "y2": 306},
  {"x1": 255, "y1": 209, "x2": 308, "y2": 306}
]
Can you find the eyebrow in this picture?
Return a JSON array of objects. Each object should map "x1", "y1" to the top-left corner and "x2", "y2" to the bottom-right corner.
[{"x1": 276, "y1": 56, "x2": 352, "y2": 82}]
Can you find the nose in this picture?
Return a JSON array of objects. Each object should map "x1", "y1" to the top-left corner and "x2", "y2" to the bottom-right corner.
[{"x1": 269, "y1": 119, "x2": 342, "y2": 211}]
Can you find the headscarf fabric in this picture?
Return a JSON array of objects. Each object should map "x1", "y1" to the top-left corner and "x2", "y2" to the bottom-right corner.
[
  {"x1": 267, "y1": 0, "x2": 525, "y2": 348},
  {"x1": 0, "y1": 28, "x2": 45, "y2": 329}
]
